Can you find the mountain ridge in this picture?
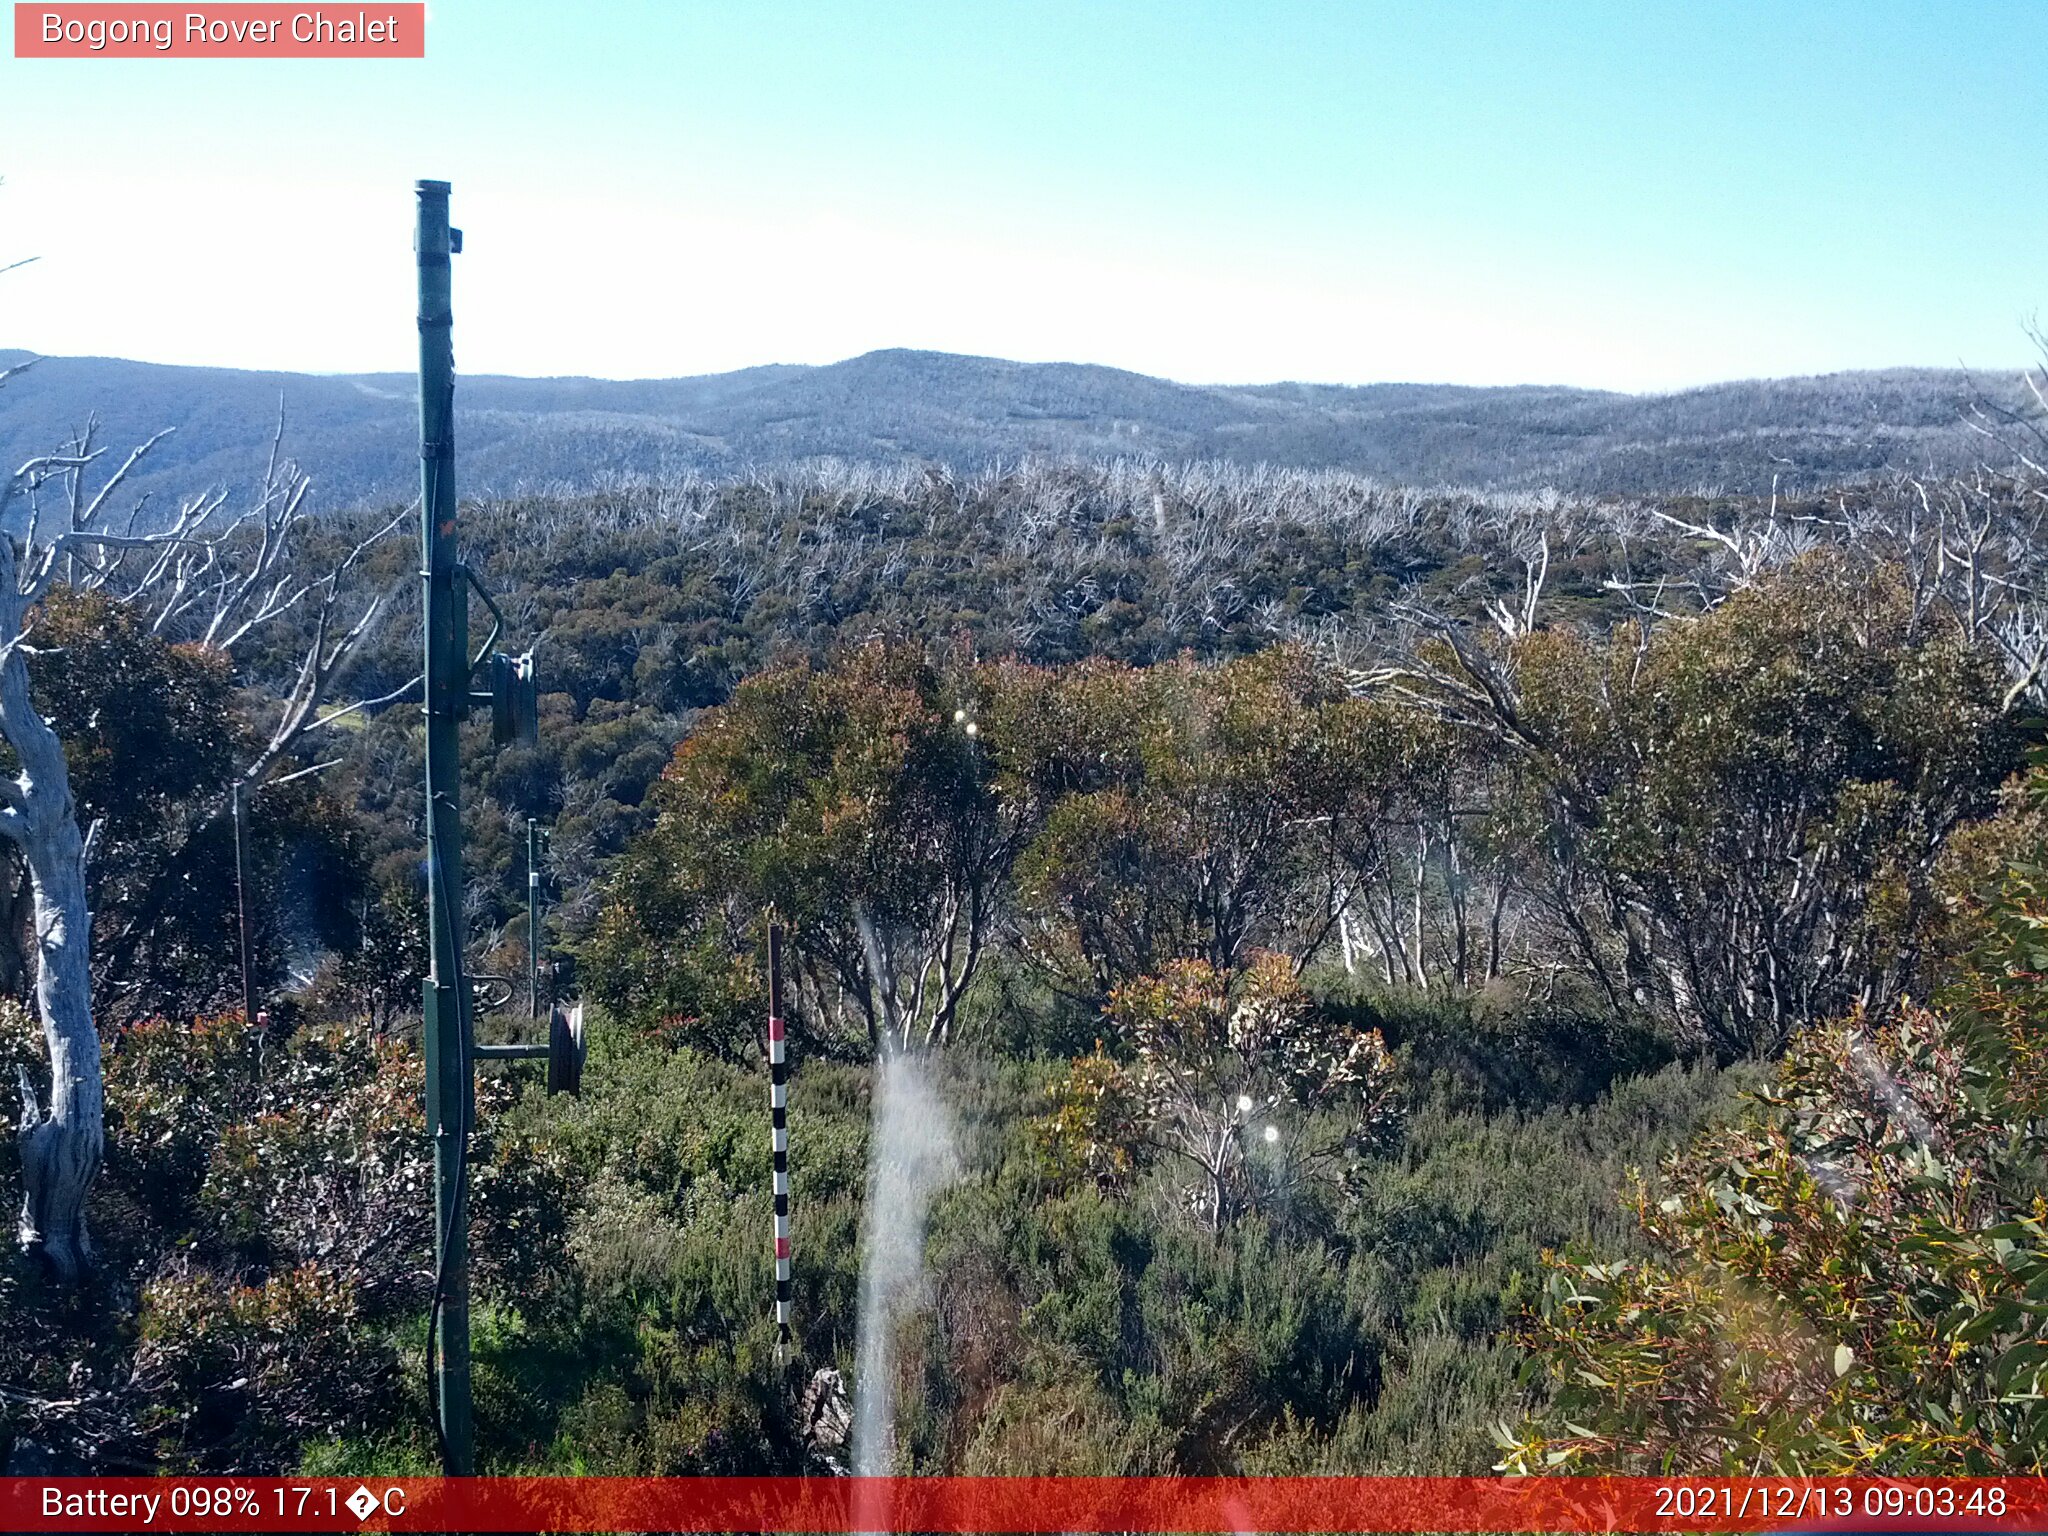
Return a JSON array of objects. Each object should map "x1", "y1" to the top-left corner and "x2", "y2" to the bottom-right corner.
[{"x1": 0, "y1": 346, "x2": 2023, "y2": 511}]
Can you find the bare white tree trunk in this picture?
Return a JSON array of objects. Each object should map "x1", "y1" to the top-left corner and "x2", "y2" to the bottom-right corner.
[
  {"x1": 0, "y1": 556, "x2": 99, "y2": 1278},
  {"x1": 1409, "y1": 823, "x2": 1430, "y2": 991},
  {"x1": 15, "y1": 813, "x2": 96, "y2": 1279},
  {"x1": 0, "y1": 408, "x2": 404, "y2": 1280}
]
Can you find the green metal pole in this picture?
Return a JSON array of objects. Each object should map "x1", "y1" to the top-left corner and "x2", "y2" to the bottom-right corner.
[
  {"x1": 527, "y1": 817, "x2": 541, "y2": 1020},
  {"x1": 416, "y1": 178, "x2": 473, "y2": 1477}
]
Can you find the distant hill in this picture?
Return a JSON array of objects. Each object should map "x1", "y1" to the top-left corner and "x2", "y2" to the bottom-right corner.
[{"x1": 0, "y1": 346, "x2": 2025, "y2": 513}]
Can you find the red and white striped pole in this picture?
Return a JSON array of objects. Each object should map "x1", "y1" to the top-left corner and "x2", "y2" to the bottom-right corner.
[{"x1": 768, "y1": 919, "x2": 792, "y2": 1355}]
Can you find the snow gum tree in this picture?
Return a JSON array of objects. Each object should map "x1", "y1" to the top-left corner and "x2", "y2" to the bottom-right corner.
[{"x1": 3, "y1": 398, "x2": 402, "y2": 1278}]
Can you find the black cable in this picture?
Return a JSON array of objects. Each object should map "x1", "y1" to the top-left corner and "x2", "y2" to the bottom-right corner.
[
  {"x1": 423, "y1": 789, "x2": 473, "y2": 1473},
  {"x1": 417, "y1": 275, "x2": 471, "y2": 1475}
]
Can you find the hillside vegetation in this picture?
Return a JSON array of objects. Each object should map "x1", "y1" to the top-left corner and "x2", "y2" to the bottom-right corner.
[{"x1": 5, "y1": 435, "x2": 2048, "y2": 1476}]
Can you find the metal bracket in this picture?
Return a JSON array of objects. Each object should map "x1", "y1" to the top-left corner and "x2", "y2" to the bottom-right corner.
[
  {"x1": 472, "y1": 1003, "x2": 583, "y2": 1096},
  {"x1": 459, "y1": 564, "x2": 504, "y2": 673}
]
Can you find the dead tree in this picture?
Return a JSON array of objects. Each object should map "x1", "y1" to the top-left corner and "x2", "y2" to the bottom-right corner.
[{"x1": 3, "y1": 409, "x2": 405, "y2": 1279}]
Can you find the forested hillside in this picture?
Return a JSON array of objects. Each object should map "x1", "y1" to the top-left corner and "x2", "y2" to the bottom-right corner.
[
  {"x1": 0, "y1": 347, "x2": 2027, "y2": 512},
  {"x1": 7, "y1": 431, "x2": 2048, "y2": 1475}
]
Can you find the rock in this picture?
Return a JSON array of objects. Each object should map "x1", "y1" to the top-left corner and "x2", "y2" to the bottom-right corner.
[{"x1": 797, "y1": 1365, "x2": 852, "y2": 1462}]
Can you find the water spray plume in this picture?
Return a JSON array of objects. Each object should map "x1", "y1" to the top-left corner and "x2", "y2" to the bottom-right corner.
[{"x1": 852, "y1": 1049, "x2": 960, "y2": 1480}]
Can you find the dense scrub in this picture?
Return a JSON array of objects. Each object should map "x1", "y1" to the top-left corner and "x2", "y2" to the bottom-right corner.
[
  {"x1": 3, "y1": 453, "x2": 2045, "y2": 1474},
  {"x1": 332, "y1": 996, "x2": 1745, "y2": 1476},
  {"x1": 1506, "y1": 763, "x2": 2048, "y2": 1473},
  {"x1": 268, "y1": 456, "x2": 2046, "y2": 1013},
  {"x1": 586, "y1": 562, "x2": 2020, "y2": 1066}
]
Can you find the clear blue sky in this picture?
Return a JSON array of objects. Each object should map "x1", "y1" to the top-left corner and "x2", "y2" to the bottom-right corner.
[{"x1": 3, "y1": 0, "x2": 2043, "y2": 389}]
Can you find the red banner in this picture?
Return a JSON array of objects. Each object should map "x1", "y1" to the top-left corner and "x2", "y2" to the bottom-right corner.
[
  {"x1": 13, "y1": 5, "x2": 425, "y2": 58},
  {"x1": 2, "y1": 1476, "x2": 2046, "y2": 1532}
]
